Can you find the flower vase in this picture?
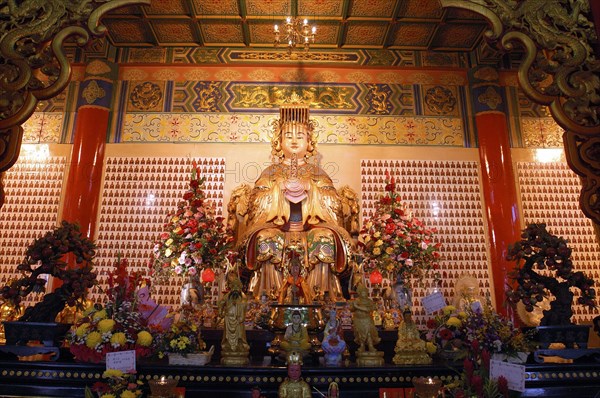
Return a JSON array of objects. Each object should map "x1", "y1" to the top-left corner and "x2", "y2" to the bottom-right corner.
[{"x1": 168, "y1": 346, "x2": 214, "y2": 366}]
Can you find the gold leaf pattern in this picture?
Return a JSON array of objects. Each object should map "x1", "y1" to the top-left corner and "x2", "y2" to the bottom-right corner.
[
  {"x1": 122, "y1": 69, "x2": 149, "y2": 81},
  {"x1": 86, "y1": 60, "x2": 111, "y2": 76},
  {"x1": 82, "y1": 81, "x2": 106, "y2": 105},
  {"x1": 122, "y1": 113, "x2": 464, "y2": 146},
  {"x1": 521, "y1": 117, "x2": 564, "y2": 148},
  {"x1": 22, "y1": 113, "x2": 63, "y2": 143}
]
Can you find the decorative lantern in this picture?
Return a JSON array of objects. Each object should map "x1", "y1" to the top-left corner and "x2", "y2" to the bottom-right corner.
[
  {"x1": 201, "y1": 268, "x2": 215, "y2": 283},
  {"x1": 369, "y1": 270, "x2": 383, "y2": 285}
]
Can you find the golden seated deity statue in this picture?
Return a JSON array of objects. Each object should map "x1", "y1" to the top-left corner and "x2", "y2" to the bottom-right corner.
[{"x1": 227, "y1": 105, "x2": 359, "y2": 302}]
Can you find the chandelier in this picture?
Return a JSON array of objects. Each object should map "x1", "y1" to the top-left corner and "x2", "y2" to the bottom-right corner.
[{"x1": 274, "y1": 17, "x2": 316, "y2": 52}]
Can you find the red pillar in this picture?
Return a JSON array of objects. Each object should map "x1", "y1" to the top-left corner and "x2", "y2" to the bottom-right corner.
[
  {"x1": 62, "y1": 62, "x2": 115, "y2": 238},
  {"x1": 61, "y1": 107, "x2": 108, "y2": 238},
  {"x1": 469, "y1": 67, "x2": 522, "y2": 319},
  {"x1": 52, "y1": 62, "x2": 116, "y2": 290}
]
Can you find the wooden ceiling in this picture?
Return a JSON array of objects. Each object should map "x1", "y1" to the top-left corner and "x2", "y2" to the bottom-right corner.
[{"x1": 103, "y1": 0, "x2": 488, "y2": 52}]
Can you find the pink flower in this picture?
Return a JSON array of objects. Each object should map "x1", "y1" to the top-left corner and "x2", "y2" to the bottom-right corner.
[{"x1": 188, "y1": 267, "x2": 197, "y2": 276}]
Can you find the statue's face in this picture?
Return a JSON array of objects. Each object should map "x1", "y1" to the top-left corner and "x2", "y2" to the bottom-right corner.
[
  {"x1": 291, "y1": 264, "x2": 300, "y2": 277},
  {"x1": 288, "y1": 364, "x2": 302, "y2": 380},
  {"x1": 281, "y1": 122, "x2": 309, "y2": 159}
]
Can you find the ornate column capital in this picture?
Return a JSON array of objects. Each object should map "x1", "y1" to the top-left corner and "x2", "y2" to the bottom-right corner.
[
  {"x1": 440, "y1": 0, "x2": 599, "y2": 135},
  {"x1": 0, "y1": 0, "x2": 150, "y2": 172},
  {"x1": 441, "y1": 0, "x2": 600, "y2": 228}
]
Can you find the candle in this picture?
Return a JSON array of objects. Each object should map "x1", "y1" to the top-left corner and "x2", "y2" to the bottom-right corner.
[
  {"x1": 413, "y1": 376, "x2": 441, "y2": 398},
  {"x1": 159, "y1": 376, "x2": 167, "y2": 384},
  {"x1": 274, "y1": 24, "x2": 279, "y2": 33}
]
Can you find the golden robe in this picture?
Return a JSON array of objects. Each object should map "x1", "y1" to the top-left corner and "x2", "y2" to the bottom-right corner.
[{"x1": 228, "y1": 162, "x2": 359, "y2": 299}]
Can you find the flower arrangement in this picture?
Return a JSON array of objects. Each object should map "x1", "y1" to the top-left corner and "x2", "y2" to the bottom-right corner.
[
  {"x1": 445, "y1": 342, "x2": 513, "y2": 398},
  {"x1": 358, "y1": 171, "x2": 441, "y2": 283},
  {"x1": 87, "y1": 369, "x2": 143, "y2": 398},
  {"x1": 152, "y1": 163, "x2": 234, "y2": 282},
  {"x1": 459, "y1": 304, "x2": 534, "y2": 358},
  {"x1": 506, "y1": 223, "x2": 596, "y2": 325},
  {"x1": 68, "y1": 258, "x2": 155, "y2": 363},
  {"x1": 0, "y1": 221, "x2": 97, "y2": 322},
  {"x1": 157, "y1": 318, "x2": 206, "y2": 358},
  {"x1": 425, "y1": 305, "x2": 467, "y2": 359}
]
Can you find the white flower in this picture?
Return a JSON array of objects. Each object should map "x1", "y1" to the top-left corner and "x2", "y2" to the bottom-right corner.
[
  {"x1": 174, "y1": 266, "x2": 183, "y2": 274},
  {"x1": 405, "y1": 259, "x2": 413, "y2": 266},
  {"x1": 178, "y1": 251, "x2": 187, "y2": 264},
  {"x1": 493, "y1": 339, "x2": 502, "y2": 352},
  {"x1": 421, "y1": 241, "x2": 428, "y2": 250}
]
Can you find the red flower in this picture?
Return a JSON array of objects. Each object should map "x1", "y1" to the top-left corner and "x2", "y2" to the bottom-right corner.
[
  {"x1": 439, "y1": 328, "x2": 453, "y2": 340},
  {"x1": 471, "y1": 339, "x2": 480, "y2": 354},
  {"x1": 92, "y1": 382, "x2": 110, "y2": 393},
  {"x1": 497, "y1": 376, "x2": 509, "y2": 398},
  {"x1": 463, "y1": 358, "x2": 474, "y2": 379},
  {"x1": 426, "y1": 319, "x2": 437, "y2": 329},
  {"x1": 186, "y1": 219, "x2": 198, "y2": 228},
  {"x1": 470, "y1": 374, "x2": 484, "y2": 396},
  {"x1": 481, "y1": 349, "x2": 491, "y2": 371}
]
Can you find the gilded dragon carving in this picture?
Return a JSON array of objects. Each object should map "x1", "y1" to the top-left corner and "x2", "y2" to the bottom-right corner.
[
  {"x1": 441, "y1": 0, "x2": 600, "y2": 227},
  {"x1": 0, "y1": 0, "x2": 149, "y2": 207}
]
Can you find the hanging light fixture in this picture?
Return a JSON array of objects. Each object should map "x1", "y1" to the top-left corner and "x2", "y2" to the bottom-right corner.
[{"x1": 274, "y1": 16, "x2": 316, "y2": 53}]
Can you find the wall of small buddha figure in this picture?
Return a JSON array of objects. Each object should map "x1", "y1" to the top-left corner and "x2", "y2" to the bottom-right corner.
[{"x1": 1, "y1": 47, "x2": 594, "y2": 325}]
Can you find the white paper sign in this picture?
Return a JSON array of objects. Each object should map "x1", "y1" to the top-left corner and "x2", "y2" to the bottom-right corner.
[
  {"x1": 106, "y1": 350, "x2": 137, "y2": 373},
  {"x1": 489, "y1": 359, "x2": 525, "y2": 392},
  {"x1": 421, "y1": 292, "x2": 446, "y2": 314}
]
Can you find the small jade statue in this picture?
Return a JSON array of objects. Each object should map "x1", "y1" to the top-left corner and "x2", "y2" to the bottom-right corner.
[{"x1": 321, "y1": 309, "x2": 346, "y2": 366}]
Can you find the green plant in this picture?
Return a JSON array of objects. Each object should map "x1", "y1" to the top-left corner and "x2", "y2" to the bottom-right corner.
[
  {"x1": 506, "y1": 223, "x2": 596, "y2": 325},
  {"x1": 0, "y1": 221, "x2": 97, "y2": 322},
  {"x1": 157, "y1": 318, "x2": 206, "y2": 358}
]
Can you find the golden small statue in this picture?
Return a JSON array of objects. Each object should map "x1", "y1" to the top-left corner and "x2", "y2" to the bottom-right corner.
[
  {"x1": 393, "y1": 310, "x2": 432, "y2": 365},
  {"x1": 350, "y1": 283, "x2": 384, "y2": 366},
  {"x1": 278, "y1": 256, "x2": 312, "y2": 304},
  {"x1": 218, "y1": 275, "x2": 250, "y2": 365},
  {"x1": 227, "y1": 105, "x2": 360, "y2": 300},
  {"x1": 452, "y1": 273, "x2": 483, "y2": 312},
  {"x1": 280, "y1": 310, "x2": 312, "y2": 360},
  {"x1": 278, "y1": 354, "x2": 312, "y2": 398}
]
